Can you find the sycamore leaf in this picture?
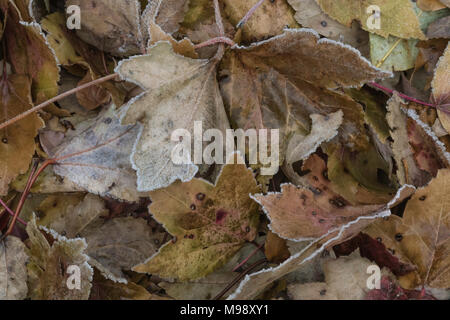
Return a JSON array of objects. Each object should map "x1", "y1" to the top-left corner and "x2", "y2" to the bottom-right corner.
[
  {"x1": 287, "y1": 0, "x2": 369, "y2": 55},
  {"x1": 0, "y1": 75, "x2": 44, "y2": 196},
  {"x1": 364, "y1": 169, "x2": 450, "y2": 289},
  {"x1": 287, "y1": 253, "x2": 394, "y2": 300},
  {"x1": 48, "y1": 106, "x2": 142, "y2": 202},
  {"x1": 283, "y1": 112, "x2": 343, "y2": 185},
  {"x1": 133, "y1": 157, "x2": 261, "y2": 281},
  {"x1": 66, "y1": 0, "x2": 144, "y2": 57},
  {"x1": 0, "y1": 236, "x2": 28, "y2": 300},
  {"x1": 26, "y1": 216, "x2": 93, "y2": 300},
  {"x1": 35, "y1": 193, "x2": 165, "y2": 283},
  {"x1": 220, "y1": 28, "x2": 390, "y2": 165},
  {"x1": 222, "y1": 0, "x2": 299, "y2": 43},
  {"x1": 316, "y1": 0, "x2": 426, "y2": 40},
  {"x1": 116, "y1": 41, "x2": 229, "y2": 192},
  {"x1": 432, "y1": 43, "x2": 450, "y2": 134}
]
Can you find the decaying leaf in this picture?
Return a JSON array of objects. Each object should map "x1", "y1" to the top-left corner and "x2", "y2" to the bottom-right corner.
[
  {"x1": 364, "y1": 169, "x2": 450, "y2": 289},
  {"x1": 48, "y1": 106, "x2": 142, "y2": 202},
  {"x1": 26, "y1": 216, "x2": 93, "y2": 300},
  {"x1": 0, "y1": 236, "x2": 28, "y2": 300},
  {"x1": 116, "y1": 41, "x2": 229, "y2": 192},
  {"x1": 432, "y1": 43, "x2": 450, "y2": 134},
  {"x1": 133, "y1": 156, "x2": 261, "y2": 281},
  {"x1": 287, "y1": 253, "x2": 394, "y2": 300},
  {"x1": 142, "y1": 0, "x2": 190, "y2": 35},
  {"x1": 0, "y1": 75, "x2": 44, "y2": 196},
  {"x1": 316, "y1": 0, "x2": 426, "y2": 40},
  {"x1": 35, "y1": 193, "x2": 165, "y2": 283},
  {"x1": 427, "y1": 16, "x2": 450, "y2": 38},
  {"x1": 220, "y1": 28, "x2": 390, "y2": 166},
  {"x1": 66, "y1": 0, "x2": 144, "y2": 56}
]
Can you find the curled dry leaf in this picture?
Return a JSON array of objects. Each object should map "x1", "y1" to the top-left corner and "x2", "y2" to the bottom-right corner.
[
  {"x1": 0, "y1": 236, "x2": 28, "y2": 300},
  {"x1": 220, "y1": 28, "x2": 390, "y2": 165},
  {"x1": 283, "y1": 111, "x2": 343, "y2": 186},
  {"x1": 0, "y1": 75, "x2": 44, "y2": 196},
  {"x1": 133, "y1": 156, "x2": 261, "y2": 281},
  {"x1": 26, "y1": 216, "x2": 93, "y2": 300},
  {"x1": 48, "y1": 106, "x2": 142, "y2": 202},
  {"x1": 35, "y1": 193, "x2": 165, "y2": 283},
  {"x1": 364, "y1": 169, "x2": 450, "y2": 289},
  {"x1": 116, "y1": 41, "x2": 229, "y2": 192},
  {"x1": 316, "y1": 0, "x2": 426, "y2": 40}
]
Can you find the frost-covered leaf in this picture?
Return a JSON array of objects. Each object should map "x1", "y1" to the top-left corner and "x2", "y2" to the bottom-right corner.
[
  {"x1": 133, "y1": 156, "x2": 261, "y2": 281},
  {"x1": 364, "y1": 169, "x2": 450, "y2": 289},
  {"x1": 142, "y1": 0, "x2": 190, "y2": 35},
  {"x1": 48, "y1": 106, "x2": 142, "y2": 202},
  {"x1": 0, "y1": 236, "x2": 28, "y2": 300},
  {"x1": 432, "y1": 43, "x2": 450, "y2": 134},
  {"x1": 26, "y1": 216, "x2": 93, "y2": 300},
  {"x1": 116, "y1": 41, "x2": 229, "y2": 192},
  {"x1": 220, "y1": 28, "x2": 390, "y2": 166},
  {"x1": 35, "y1": 193, "x2": 165, "y2": 283}
]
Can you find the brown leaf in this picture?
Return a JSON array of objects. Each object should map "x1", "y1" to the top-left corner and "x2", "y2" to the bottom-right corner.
[{"x1": 76, "y1": 72, "x2": 111, "y2": 110}]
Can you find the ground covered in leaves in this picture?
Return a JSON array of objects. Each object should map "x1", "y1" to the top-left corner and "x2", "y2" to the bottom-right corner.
[{"x1": 0, "y1": 0, "x2": 449, "y2": 300}]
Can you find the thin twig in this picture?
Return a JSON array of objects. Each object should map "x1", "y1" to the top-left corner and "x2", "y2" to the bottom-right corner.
[
  {"x1": 213, "y1": 258, "x2": 267, "y2": 300},
  {"x1": 0, "y1": 73, "x2": 118, "y2": 131}
]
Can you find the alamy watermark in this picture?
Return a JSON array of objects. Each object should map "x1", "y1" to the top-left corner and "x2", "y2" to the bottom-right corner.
[{"x1": 170, "y1": 121, "x2": 280, "y2": 175}]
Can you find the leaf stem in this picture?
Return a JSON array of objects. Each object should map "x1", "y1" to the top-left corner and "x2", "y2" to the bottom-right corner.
[
  {"x1": 232, "y1": 242, "x2": 265, "y2": 272},
  {"x1": 194, "y1": 37, "x2": 236, "y2": 49},
  {"x1": 0, "y1": 73, "x2": 118, "y2": 131},
  {"x1": 369, "y1": 82, "x2": 435, "y2": 107},
  {"x1": 237, "y1": 0, "x2": 266, "y2": 29}
]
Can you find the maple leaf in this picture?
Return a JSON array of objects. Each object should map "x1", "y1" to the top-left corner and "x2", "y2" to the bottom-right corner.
[
  {"x1": 364, "y1": 169, "x2": 450, "y2": 289},
  {"x1": 0, "y1": 75, "x2": 44, "y2": 195},
  {"x1": 26, "y1": 216, "x2": 93, "y2": 300},
  {"x1": 48, "y1": 106, "x2": 143, "y2": 202},
  {"x1": 34, "y1": 193, "x2": 165, "y2": 283},
  {"x1": 0, "y1": 236, "x2": 28, "y2": 300},
  {"x1": 116, "y1": 41, "x2": 229, "y2": 192},
  {"x1": 315, "y1": 0, "x2": 426, "y2": 40},
  {"x1": 220, "y1": 28, "x2": 390, "y2": 166},
  {"x1": 133, "y1": 156, "x2": 261, "y2": 281}
]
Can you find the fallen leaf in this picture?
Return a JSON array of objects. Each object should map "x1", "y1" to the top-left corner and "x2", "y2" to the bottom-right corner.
[
  {"x1": 26, "y1": 216, "x2": 93, "y2": 300},
  {"x1": 427, "y1": 16, "x2": 450, "y2": 38},
  {"x1": 0, "y1": 75, "x2": 44, "y2": 196},
  {"x1": 365, "y1": 276, "x2": 436, "y2": 300},
  {"x1": 142, "y1": 0, "x2": 190, "y2": 35},
  {"x1": 116, "y1": 41, "x2": 229, "y2": 192},
  {"x1": 316, "y1": 0, "x2": 426, "y2": 39},
  {"x1": 418, "y1": 0, "x2": 446, "y2": 11},
  {"x1": 133, "y1": 156, "x2": 261, "y2": 281},
  {"x1": 265, "y1": 231, "x2": 291, "y2": 264},
  {"x1": 48, "y1": 106, "x2": 142, "y2": 202},
  {"x1": 66, "y1": 0, "x2": 144, "y2": 56},
  {"x1": 0, "y1": 236, "x2": 28, "y2": 300},
  {"x1": 76, "y1": 72, "x2": 111, "y2": 110},
  {"x1": 35, "y1": 193, "x2": 165, "y2": 283},
  {"x1": 432, "y1": 43, "x2": 450, "y2": 134}
]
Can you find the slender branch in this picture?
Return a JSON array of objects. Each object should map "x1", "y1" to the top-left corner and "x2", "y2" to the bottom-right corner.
[
  {"x1": 213, "y1": 258, "x2": 267, "y2": 300},
  {"x1": 369, "y1": 82, "x2": 435, "y2": 107},
  {"x1": 237, "y1": 0, "x2": 266, "y2": 29},
  {"x1": 194, "y1": 37, "x2": 236, "y2": 49},
  {"x1": 0, "y1": 73, "x2": 118, "y2": 131}
]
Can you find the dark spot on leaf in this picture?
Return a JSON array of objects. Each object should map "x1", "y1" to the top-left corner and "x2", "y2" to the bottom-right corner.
[
  {"x1": 196, "y1": 193, "x2": 206, "y2": 201},
  {"x1": 320, "y1": 289, "x2": 327, "y2": 296},
  {"x1": 154, "y1": 239, "x2": 160, "y2": 245},
  {"x1": 215, "y1": 209, "x2": 228, "y2": 225},
  {"x1": 103, "y1": 117, "x2": 112, "y2": 124},
  {"x1": 377, "y1": 237, "x2": 382, "y2": 243},
  {"x1": 319, "y1": 219, "x2": 325, "y2": 224},
  {"x1": 329, "y1": 197, "x2": 346, "y2": 208},
  {"x1": 190, "y1": 204, "x2": 196, "y2": 211},
  {"x1": 320, "y1": 21, "x2": 327, "y2": 27},
  {"x1": 395, "y1": 233, "x2": 403, "y2": 242},
  {"x1": 245, "y1": 226, "x2": 251, "y2": 233},
  {"x1": 419, "y1": 196, "x2": 426, "y2": 201},
  {"x1": 2, "y1": 138, "x2": 8, "y2": 144}
]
